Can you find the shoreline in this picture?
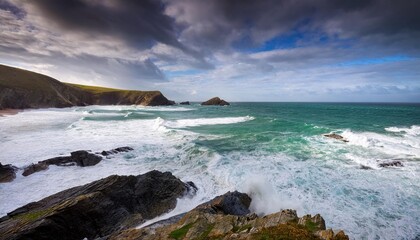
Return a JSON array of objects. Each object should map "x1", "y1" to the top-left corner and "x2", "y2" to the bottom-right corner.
[{"x1": 0, "y1": 109, "x2": 22, "y2": 117}]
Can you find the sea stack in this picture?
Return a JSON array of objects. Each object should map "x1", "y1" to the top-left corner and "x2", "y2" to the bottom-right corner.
[{"x1": 201, "y1": 97, "x2": 230, "y2": 106}]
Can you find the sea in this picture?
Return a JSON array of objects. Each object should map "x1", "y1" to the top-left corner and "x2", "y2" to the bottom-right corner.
[{"x1": 0, "y1": 102, "x2": 419, "y2": 239}]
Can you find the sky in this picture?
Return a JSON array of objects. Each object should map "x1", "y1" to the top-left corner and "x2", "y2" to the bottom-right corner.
[{"x1": 0, "y1": 0, "x2": 419, "y2": 102}]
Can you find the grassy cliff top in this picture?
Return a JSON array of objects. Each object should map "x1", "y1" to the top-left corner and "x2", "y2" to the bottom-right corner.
[
  {"x1": 0, "y1": 64, "x2": 159, "y2": 94},
  {"x1": 65, "y1": 83, "x2": 160, "y2": 94}
]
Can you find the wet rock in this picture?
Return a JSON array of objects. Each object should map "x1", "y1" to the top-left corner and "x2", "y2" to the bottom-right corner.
[
  {"x1": 0, "y1": 170, "x2": 196, "y2": 240},
  {"x1": 179, "y1": 101, "x2": 190, "y2": 105},
  {"x1": 0, "y1": 163, "x2": 17, "y2": 183},
  {"x1": 201, "y1": 97, "x2": 230, "y2": 106},
  {"x1": 360, "y1": 165, "x2": 373, "y2": 170},
  {"x1": 195, "y1": 191, "x2": 252, "y2": 216},
  {"x1": 70, "y1": 150, "x2": 102, "y2": 166},
  {"x1": 379, "y1": 160, "x2": 403, "y2": 168},
  {"x1": 324, "y1": 133, "x2": 349, "y2": 142},
  {"x1": 22, "y1": 163, "x2": 49, "y2": 176},
  {"x1": 101, "y1": 146, "x2": 134, "y2": 156},
  {"x1": 23, "y1": 147, "x2": 134, "y2": 177}
]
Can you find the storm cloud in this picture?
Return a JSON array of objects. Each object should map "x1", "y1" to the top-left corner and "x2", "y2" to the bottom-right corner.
[{"x1": 0, "y1": 0, "x2": 419, "y2": 101}]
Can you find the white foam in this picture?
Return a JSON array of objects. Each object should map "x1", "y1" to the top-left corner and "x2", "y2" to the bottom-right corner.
[
  {"x1": 385, "y1": 125, "x2": 420, "y2": 136},
  {"x1": 135, "y1": 106, "x2": 195, "y2": 112},
  {"x1": 341, "y1": 129, "x2": 420, "y2": 158},
  {"x1": 164, "y1": 116, "x2": 255, "y2": 128}
]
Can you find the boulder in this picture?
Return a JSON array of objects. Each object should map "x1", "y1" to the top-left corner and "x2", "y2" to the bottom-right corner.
[
  {"x1": 22, "y1": 163, "x2": 49, "y2": 176},
  {"x1": 179, "y1": 101, "x2": 190, "y2": 105},
  {"x1": 0, "y1": 170, "x2": 196, "y2": 240},
  {"x1": 201, "y1": 97, "x2": 230, "y2": 106},
  {"x1": 70, "y1": 150, "x2": 102, "y2": 167},
  {"x1": 0, "y1": 163, "x2": 17, "y2": 183},
  {"x1": 324, "y1": 133, "x2": 349, "y2": 142},
  {"x1": 195, "y1": 191, "x2": 251, "y2": 216}
]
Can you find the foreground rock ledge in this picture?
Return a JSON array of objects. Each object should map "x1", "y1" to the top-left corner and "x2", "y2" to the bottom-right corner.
[
  {"x1": 113, "y1": 191, "x2": 349, "y2": 240},
  {"x1": 0, "y1": 170, "x2": 196, "y2": 240}
]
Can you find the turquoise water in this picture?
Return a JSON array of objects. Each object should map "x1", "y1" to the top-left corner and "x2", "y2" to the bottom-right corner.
[{"x1": 1, "y1": 103, "x2": 419, "y2": 239}]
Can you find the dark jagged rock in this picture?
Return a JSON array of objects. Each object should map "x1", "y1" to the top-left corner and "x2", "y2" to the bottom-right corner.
[
  {"x1": 379, "y1": 160, "x2": 403, "y2": 168},
  {"x1": 201, "y1": 97, "x2": 230, "y2": 106},
  {"x1": 114, "y1": 191, "x2": 349, "y2": 240},
  {"x1": 22, "y1": 163, "x2": 49, "y2": 177},
  {"x1": 23, "y1": 147, "x2": 135, "y2": 177},
  {"x1": 22, "y1": 151, "x2": 102, "y2": 177},
  {"x1": 0, "y1": 163, "x2": 17, "y2": 183},
  {"x1": 101, "y1": 146, "x2": 134, "y2": 156},
  {"x1": 324, "y1": 133, "x2": 349, "y2": 142},
  {"x1": 70, "y1": 150, "x2": 102, "y2": 167},
  {"x1": 195, "y1": 191, "x2": 251, "y2": 216},
  {"x1": 179, "y1": 101, "x2": 190, "y2": 105},
  {"x1": 0, "y1": 171, "x2": 196, "y2": 240}
]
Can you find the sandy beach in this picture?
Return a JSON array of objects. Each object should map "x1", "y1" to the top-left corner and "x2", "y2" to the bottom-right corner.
[{"x1": 0, "y1": 109, "x2": 22, "y2": 117}]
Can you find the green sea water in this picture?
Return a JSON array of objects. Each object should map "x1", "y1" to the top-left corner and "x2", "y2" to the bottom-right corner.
[{"x1": 1, "y1": 102, "x2": 419, "y2": 239}]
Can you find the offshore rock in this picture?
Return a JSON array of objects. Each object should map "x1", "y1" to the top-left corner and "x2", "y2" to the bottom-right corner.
[
  {"x1": 0, "y1": 163, "x2": 17, "y2": 183},
  {"x1": 179, "y1": 101, "x2": 190, "y2": 105},
  {"x1": 0, "y1": 171, "x2": 195, "y2": 240},
  {"x1": 22, "y1": 151, "x2": 102, "y2": 176},
  {"x1": 22, "y1": 163, "x2": 49, "y2": 177},
  {"x1": 23, "y1": 147, "x2": 134, "y2": 177},
  {"x1": 113, "y1": 192, "x2": 349, "y2": 240},
  {"x1": 378, "y1": 160, "x2": 403, "y2": 168},
  {"x1": 201, "y1": 97, "x2": 230, "y2": 106},
  {"x1": 323, "y1": 133, "x2": 349, "y2": 142},
  {"x1": 101, "y1": 146, "x2": 134, "y2": 156}
]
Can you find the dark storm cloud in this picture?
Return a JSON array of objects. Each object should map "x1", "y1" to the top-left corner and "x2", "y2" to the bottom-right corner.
[
  {"x1": 27, "y1": 0, "x2": 179, "y2": 49},
  {"x1": 24, "y1": 0, "x2": 211, "y2": 66},
  {"x1": 0, "y1": 0, "x2": 25, "y2": 18},
  {"x1": 168, "y1": 0, "x2": 420, "y2": 51}
]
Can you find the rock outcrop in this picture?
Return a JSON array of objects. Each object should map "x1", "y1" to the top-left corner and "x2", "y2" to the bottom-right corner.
[
  {"x1": 324, "y1": 133, "x2": 349, "y2": 142},
  {"x1": 22, "y1": 147, "x2": 134, "y2": 177},
  {"x1": 0, "y1": 171, "x2": 196, "y2": 240},
  {"x1": 201, "y1": 97, "x2": 230, "y2": 106},
  {"x1": 101, "y1": 146, "x2": 134, "y2": 156},
  {"x1": 0, "y1": 64, "x2": 174, "y2": 109},
  {"x1": 22, "y1": 150, "x2": 102, "y2": 176},
  {"x1": 179, "y1": 101, "x2": 190, "y2": 105},
  {"x1": 113, "y1": 191, "x2": 349, "y2": 240},
  {"x1": 0, "y1": 163, "x2": 17, "y2": 183},
  {"x1": 378, "y1": 160, "x2": 403, "y2": 168}
]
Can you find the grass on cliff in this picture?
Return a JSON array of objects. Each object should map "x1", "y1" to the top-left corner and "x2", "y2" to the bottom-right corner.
[
  {"x1": 66, "y1": 83, "x2": 159, "y2": 95},
  {"x1": 169, "y1": 222, "x2": 194, "y2": 240}
]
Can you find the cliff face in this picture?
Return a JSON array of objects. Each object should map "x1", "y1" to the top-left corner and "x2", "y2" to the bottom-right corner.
[{"x1": 0, "y1": 64, "x2": 174, "y2": 109}]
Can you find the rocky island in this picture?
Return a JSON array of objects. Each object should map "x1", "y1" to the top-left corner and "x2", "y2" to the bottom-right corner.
[
  {"x1": 201, "y1": 97, "x2": 230, "y2": 106},
  {"x1": 0, "y1": 64, "x2": 174, "y2": 110}
]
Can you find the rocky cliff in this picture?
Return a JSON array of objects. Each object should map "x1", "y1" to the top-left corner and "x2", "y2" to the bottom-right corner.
[
  {"x1": 0, "y1": 171, "x2": 196, "y2": 240},
  {"x1": 0, "y1": 64, "x2": 174, "y2": 109},
  {"x1": 0, "y1": 171, "x2": 348, "y2": 240}
]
